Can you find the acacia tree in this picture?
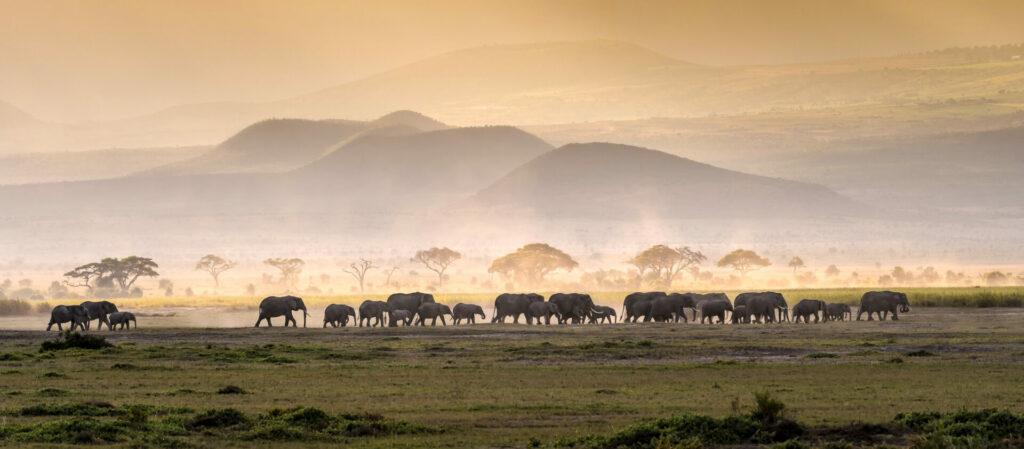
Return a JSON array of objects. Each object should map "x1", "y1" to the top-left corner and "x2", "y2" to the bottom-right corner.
[
  {"x1": 717, "y1": 249, "x2": 771, "y2": 278},
  {"x1": 488, "y1": 243, "x2": 578, "y2": 288},
  {"x1": 412, "y1": 247, "x2": 462, "y2": 288},
  {"x1": 195, "y1": 254, "x2": 236, "y2": 290},
  {"x1": 825, "y1": 264, "x2": 840, "y2": 278},
  {"x1": 63, "y1": 256, "x2": 159, "y2": 294},
  {"x1": 788, "y1": 256, "x2": 805, "y2": 273},
  {"x1": 630, "y1": 245, "x2": 707, "y2": 288},
  {"x1": 264, "y1": 258, "x2": 304, "y2": 289},
  {"x1": 382, "y1": 266, "x2": 400, "y2": 289},
  {"x1": 343, "y1": 258, "x2": 376, "y2": 292}
]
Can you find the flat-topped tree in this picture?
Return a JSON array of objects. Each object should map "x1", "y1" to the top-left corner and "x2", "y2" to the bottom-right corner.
[
  {"x1": 63, "y1": 256, "x2": 159, "y2": 295},
  {"x1": 195, "y1": 254, "x2": 236, "y2": 291},
  {"x1": 412, "y1": 247, "x2": 461, "y2": 289},
  {"x1": 488, "y1": 243, "x2": 578, "y2": 289},
  {"x1": 264, "y1": 258, "x2": 304, "y2": 290},
  {"x1": 630, "y1": 245, "x2": 707, "y2": 288},
  {"x1": 717, "y1": 249, "x2": 771, "y2": 278}
]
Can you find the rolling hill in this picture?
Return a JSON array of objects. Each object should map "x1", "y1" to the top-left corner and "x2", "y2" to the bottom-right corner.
[{"x1": 465, "y1": 142, "x2": 869, "y2": 219}]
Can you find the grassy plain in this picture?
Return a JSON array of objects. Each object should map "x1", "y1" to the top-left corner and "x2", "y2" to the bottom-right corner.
[{"x1": 1, "y1": 307, "x2": 1023, "y2": 447}]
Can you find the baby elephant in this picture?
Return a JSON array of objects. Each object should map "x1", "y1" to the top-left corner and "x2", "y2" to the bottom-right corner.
[
  {"x1": 588, "y1": 306, "x2": 617, "y2": 324},
  {"x1": 108, "y1": 312, "x2": 137, "y2": 330},
  {"x1": 731, "y1": 305, "x2": 750, "y2": 324},
  {"x1": 826, "y1": 303, "x2": 852, "y2": 321},
  {"x1": 452, "y1": 303, "x2": 486, "y2": 325},
  {"x1": 792, "y1": 299, "x2": 829, "y2": 323},
  {"x1": 527, "y1": 301, "x2": 560, "y2": 325},
  {"x1": 389, "y1": 310, "x2": 414, "y2": 327}
]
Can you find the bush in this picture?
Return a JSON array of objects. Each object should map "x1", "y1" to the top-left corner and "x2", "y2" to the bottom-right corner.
[
  {"x1": 216, "y1": 385, "x2": 248, "y2": 395},
  {"x1": 185, "y1": 408, "x2": 249, "y2": 430},
  {"x1": 39, "y1": 331, "x2": 112, "y2": 351},
  {"x1": 752, "y1": 391, "x2": 787, "y2": 425}
]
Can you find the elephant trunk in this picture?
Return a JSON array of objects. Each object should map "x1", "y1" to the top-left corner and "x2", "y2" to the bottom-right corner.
[{"x1": 302, "y1": 307, "x2": 308, "y2": 328}]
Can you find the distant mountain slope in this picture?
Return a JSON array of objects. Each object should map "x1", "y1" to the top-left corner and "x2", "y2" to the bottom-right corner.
[
  {"x1": 466, "y1": 143, "x2": 868, "y2": 218},
  {"x1": 146, "y1": 111, "x2": 448, "y2": 175},
  {"x1": 295, "y1": 126, "x2": 553, "y2": 196},
  {"x1": 0, "y1": 146, "x2": 209, "y2": 185}
]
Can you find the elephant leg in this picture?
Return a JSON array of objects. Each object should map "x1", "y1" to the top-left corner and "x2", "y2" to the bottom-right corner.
[
  {"x1": 441, "y1": 316, "x2": 447, "y2": 326},
  {"x1": 891, "y1": 311, "x2": 899, "y2": 321}
]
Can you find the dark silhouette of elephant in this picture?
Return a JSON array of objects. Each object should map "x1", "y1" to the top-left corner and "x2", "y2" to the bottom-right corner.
[
  {"x1": 696, "y1": 296, "x2": 733, "y2": 324},
  {"x1": 323, "y1": 304, "x2": 356, "y2": 328},
  {"x1": 742, "y1": 292, "x2": 788, "y2": 323},
  {"x1": 731, "y1": 305, "x2": 750, "y2": 324},
  {"x1": 416, "y1": 303, "x2": 452, "y2": 326},
  {"x1": 452, "y1": 303, "x2": 485, "y2": 325},
  {"x1": 792, "y1": 299, "x2": 828, "y2": 323},
  {"x1": 858, "y1": 291, "x2": 910, "y2": 321},
  {"x1": 826, "y1": 303, "x2": 852, "y2": 321},
  {"x1": 549, "y1": 293, "x2": 596, "y2": 324},
  {"x1": 108, "y1": 312, "x2": 136, "y2": 330},
  {"x1": 526, "y1": 301, "x2": 561, "y2": 325},
  {"x1": 588, "y1": 306, "x2": 617, "y2": 324},
  {"x1": 389, "y1": 310, "x2": 414, "y2": 327},
  {"x1": 80, "y1": 300, "x2": 119, "y2": 331},
  {"x1": 621, "y1": 292, "x2": 665, "y2": 322},
  {"x1": 358, "y1": 300, "x2": 388, "y2": 327},
  {"x1": 387, "y1": 292, "x2": 435, "y2": 317},
  {"x1": 47, "y1": 305, "x2": 91, "y2": 331},
  {"x1": 628, "y1": 300, "x2": 654, "y2": 323},
  {"x1": 255, "y1": 295, "x2": 308, "y2": 327},
  {"x1": 492, "y1": 293, "x2": 544, "y2": 324},
  {"x1": 650, "y1": 293, "x2": 697, "y2": 323}
]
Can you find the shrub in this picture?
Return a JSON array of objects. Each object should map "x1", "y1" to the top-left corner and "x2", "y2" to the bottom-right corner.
[
  {"x1": 905, "y1": 350, "x2": 936, "y2": 357},
  {"x1": 216, "y1": 385, "x2": 248, "y2": 395},
  {"x1": 806, "y1": 352, "x2": 839, "y2": 359},
  {"x1": 185, "y1": 408, "x2": 249, "y2": 430},
  {"x1": 752, "y1": 391, "x2": 787, "y2": 425},
  {"x1": 40, "y1": 331, "x2": 112, "y2": 351}
]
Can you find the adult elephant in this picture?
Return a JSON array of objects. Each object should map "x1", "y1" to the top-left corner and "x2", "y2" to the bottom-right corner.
[
  {"x1": 46, "y1": 305, "x2": 91, "y2": 331},
  {"x1": 792, "y1": 299, "x2": 828, "y2": 323},
  {"x1": 323, "y1": 304, "x2": 357, "y2": 328},
  {"x1": 358, "y1": 300, "x2": 388, "y2": 327},
  {"x1": 255, "y1": 295, "x2": 308, "y2": 327},
  {"x1": 526, "y1": 302, "x2": 561, "y2": 325},
  {"x1": 492, "y1": 293, "x2": 544, "y2": 324},
  {"x1": 826, "y1": 303, "x2": 852, "y2": 321},
  {"x1": 649, "y1": 293, "x2": 697, "y2": 323},
  {"x1": 108, "y1": 312, "x2": 137, "y2": 330},
  {"x1": 452, "y1": 304, "x2": 486, "y2": 325},
  {"x1": 621, "y1": 292, "x2": 665, "y2": 322},
  {"x1": 688, "y1": 293, "x2": 731, "y2": 323},
  {"x1": 627, "y1": 300, "x2": 654, "y2": 323},
  {"x1": 549, "y1": 293, "x2": 596, "y2": 324},
  {"x1": 80, "y1": 300, "x2": 119, "y2": 331},
  {"x1": 697, "y1": 299, "x2": 733, "y2": 324},
  {"x1": 743, "y1": 292, "x2": 788, "y2": 323},
  {"x1": 858, "y1": 291, "x2": 910, "y2": 321},
  {"x1": 387, "y1": 292, "x2": 435, "y2": 317},
  {"x1": 416, "y1": 303, "x2": 453, "y2": 326}
]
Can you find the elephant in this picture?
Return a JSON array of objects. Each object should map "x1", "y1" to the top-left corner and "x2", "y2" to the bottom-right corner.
[
  {"x1": 80, "y1": 300, "x2": 119, "y2": 330},
  {"x1": 649, "y1": 293, "x2": 697, "y2": 323},
  {"x1": 792, "y1": 299, "x2": 829, "y2": 323},
  {"x1": 621, "y1": 292, "x2": 666, "y2": 322},
  {"x1": 526, "y1": 301, "x2": 561, "y2": 325},
  {"x1": 588, "y1": 306, "x2": 617, "y2": 324},
  {"x1": 47, "y1": 305, "x2": 91, "y2": 331},
  {"x1": 452, "y1": 303, "x2": 486, "y2": 325},
  {"x1": 492, "y1": 293, "x2": 544, "y2": 324},
  {"x1": 254, "y1": 295, "x2": 308, "y2": 327},
  {"x1": 358, "y1": 300, "x2": 389, "y2": 327},
  {"x1": 323, "y1": 304, "x2": 357, "y2": 328},
  {"x1": 416, "y1": 303, "x2": 452, "y2": 326},
  {"x1": 627, "y1": 300, "x2": 654, "y2": 323},
  {"x1": 743, "y1": 292, "x2": 788, "y2": 323},
  {"x1": 548, "y1": 293, "x2": 597, "y2": 324},
  {"x1": 697, "y1": 298, "x2": 733, "y2": 324},
  {"x1": 389, "y1": 310, "x2": 414, "y2": 327},
  {"x1": 387, "y1": 292, "x2": 435, "y2": 317},
  {"x1": 826, "y1": 303, "x2": 852, "y2": 321},
  {"x1": 858, "y1": 291, "x2": 910, "y2": 321},
  {"x1": 107, "y1": 312, "x2": 136, "y2": 330},
  {"x1": 731, "y1": 305, "x2": 750, "y2": 324}
]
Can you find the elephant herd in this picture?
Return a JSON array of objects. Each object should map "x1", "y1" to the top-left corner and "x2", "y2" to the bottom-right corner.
[
  {"x1": 46, "y1": 300, "x2": 136, "y2": 331},
  {"x1": 247, "y1": 290, "x2": 910, "y2": 329}
]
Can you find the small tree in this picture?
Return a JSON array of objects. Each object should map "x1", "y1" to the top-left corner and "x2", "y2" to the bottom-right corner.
[
  {"x1": 630, "y1": 245, "x2": 706, "y2": 288},
  {"x1": 824, "y1": 264, "x2": 840, "y2": 277},
  {"x1": 383, "y1": 266, "x2": 400, "y2": 288},
  {"x1": 788, "y1": 257, "x2": 805, "y2": 273},
  {"x1": 411, "y1": 247, "x2": 461, "y2": 289},
  {"x1": 717, "y1": 249, "x2": 771, "y2": 278},
  {"x1": 488, "y1": 243, "x2": 578, "y2": 288},
  {"x1": 343, "y1": 259, "x2": 376, "y2": 292},
  {"x1": 195, "y1": 254, "x2": 236, "y2": 290},
  {"x1": 264, "y1": 258, "x2": 305, "y2": 289}
]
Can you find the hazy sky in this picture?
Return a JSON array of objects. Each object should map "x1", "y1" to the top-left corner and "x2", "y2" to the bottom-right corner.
[{"x1": 3, "y1": 0, "x2": 1024, "y2": 122}]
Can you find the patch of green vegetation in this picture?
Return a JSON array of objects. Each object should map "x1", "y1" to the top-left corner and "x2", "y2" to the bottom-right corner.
[
  {"x1": 905, "y1": 350, "x2": 936, "y2": 357},
  {"x1": 39, "y1": 331, "x2": 112, "y2": 351},
  {"x1": 896, "y1": 409, "x2": 1024, "y2": 448},
  {"x1": 216, "y1": 385, "x2": 248, "y2": 395},
  {"x1": 36, "y1": 388, "x2": 71, "y2": 397},
  {"x1": 41, "y1": 371, "x2": 66, "y2": 378},
  {"x1": 806, "y1": 353, "x2": 840, "y2": 359}
]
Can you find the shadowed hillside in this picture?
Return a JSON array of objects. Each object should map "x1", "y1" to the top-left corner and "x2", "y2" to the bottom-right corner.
[{"x1": 465, "y1": 142, "x2": 869, "y2": 219}]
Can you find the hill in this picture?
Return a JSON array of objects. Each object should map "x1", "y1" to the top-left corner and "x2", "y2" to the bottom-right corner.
[{"x1": 465, "y1": 143, "x2": 868, "y2": 219}]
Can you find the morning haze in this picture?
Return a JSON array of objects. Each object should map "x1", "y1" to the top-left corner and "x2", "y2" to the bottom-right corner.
[{"x1": 1, "y1": 4, "x2": 1024, "y2": 446}]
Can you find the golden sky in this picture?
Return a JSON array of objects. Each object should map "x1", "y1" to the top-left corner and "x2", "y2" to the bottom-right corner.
[{"x1": 3, "y1": 0, "x2": 1024, "y2": 122}]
